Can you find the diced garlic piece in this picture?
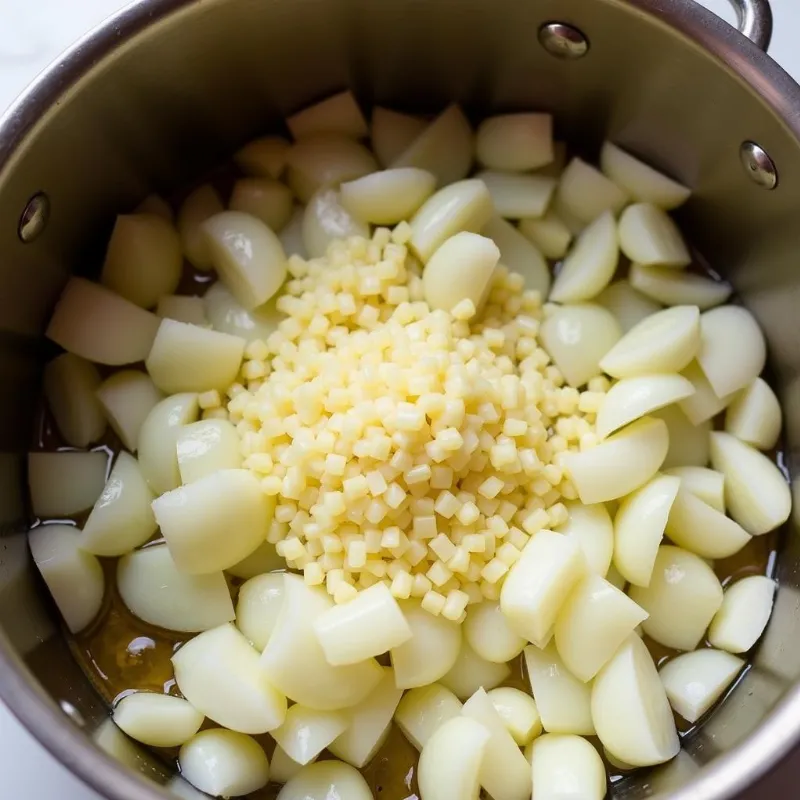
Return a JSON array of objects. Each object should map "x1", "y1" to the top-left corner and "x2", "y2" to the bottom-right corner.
[
  {"x1": 618, "y1": 204, "x2": 690, "y2": 267},
  {"x1": 725, "y1": 377, "x2": 782, "y2": 450},
  {"x1": 482, "y1": 215, "x2": 550, "y2": 296},
  {"x1": 500, "y1": 530, "x2": 587, "y2": 647},
  {"x1": 549, "y1": 212, "x2": 618, "y2": 303},
  {"x1": 678, "y1": 361, "x2": 737, "y2": 425},
  {"x1": 227, "y1": 540, "x2": 285, "y2": 580},
  {"x1": 476, "y1": 113, "x2": 553, "y2": 172},
  {"x1": 287, "y1": 91, "x2": 368, "y2": 140},
  {"x1": 391, "y1": 601, "x2": 461, "y2": 688},
  {"x1": 524, "y1": 643, "x2": 594, "y2": 735},
  {"x1": 409, "y1": 178, "x2": 494, "y2": 263},
  {"x1": 176, "y1": 419, "x2": 242, "y2": 483},
  {"x1": 599, "y1": 305, "x2": 700, "y2": 378},
  {"x1": 180, "y1": 729, "x2": 270, "y2": 797},
  {"x1": 153, "y1": 468, "x2": 269, "y2": 573},
  {"x1": 394, "y1": 684, "x2": 463, "y2": 750},
  {"x1": 595, "y1": 280, "x2": 662, "y2": 333},
  {"x1": 600, "y1": 142, "x2": 691, "y2": 209},
  {"x1": 302, "y1": 186, "x2": 370, "y2": 258},
  {"x1": 630, "y1": 263, "x2": 731, "y2": 309},
  {"x1": 80, "y1": 452, "x2": 156, "y2": 556},
  {"x1": 28, "y1": 451, "x2": 108, "y2": 518},
  {"x1": 556, "y1": 158, "x2": 629, "y2": 224},
  {"x1": 146, "y1": 319, "x2": 245, "y2": 394},
  {"x1": 157, "y1": 295, "x2": 208, "y2": 326},
  {"x1": 43, "y1": 354, "x2": 105, "y2": 447},
  {"x1": 230, "y1": 178, "x2": 294, "y2": 233},
  {"x1": 539, "y1": 303, "x2": 621, "y2": 388},
  {"x1": 113, "y1": 693, "x2": 203, "y2": 748},
  {"x1": 328, "y1": 667, "x2": 404, "y2": 767},
  {"x1": 272, "y1": 705, "x2": 349, "y2": 765},
  {"x1": 204, "y1": 211, "x2": 287, "y2": 309},
  {"x1": 422, "y1": 231, "x2": 500, "y2": 312},
  {"x1": 392, "y1": 104, "x2": 473, "y2": 186},
  {"x1": 313, "y1": 581, "x2": 412, "y2": 665},
  {"x1": 371, "y1": 107, "x2": 428, "y2": 166},
  {"x1": 101, "y1": 214, "x2": 183, "y2": 308},
  {"x1": 236, "y1": 572, "x2": 285, "y2": 651},
  {"x1": 561, "y1": 416, "x2": 669, "y2": 504},
  {"x1": 261, "y1": 574, "x2": 383, "y2": 710},
  {"x1": 487, "y1": 687, "x2": 542, "y2": 746},
  {"x1": 613, "y1": 473, "x2": 680, "y2": 587},
  {"x1": 664, "y1": 466, "x2": 725, "y2": 511},
  {"x1": 96, "y1": 370, "x2": 162, "y2": 451},
  {"x1": 440, "y1": 641, "x2": 511, "y2": 700},
  {"x1": 530, "y1": 734, "x2": 607, "y2": 800},
  {"x1": 417, "y1": 717, "x2": 491, "y2": 800},
  {"x1": 708, "y1": 575, "x2": 776, "y2": 653},
  {"x1": 463, "y1": 601, "x2": 525, "y2": 664},
  {"x1": 629, "y1": 546, "x2": 722, "y2": 650},
  {"x1": 340, "y1": 168, "x2": 436, "y2": 224},
  {"x1": 46, "y1": 277, "x2": 160, "y2": 365},
  {"x1": 118, "y1": 544, "x2": 234, "y2": 632},
  {"x1": 709, "y1": 432, "x2": 791, "y2": 535},
  {"x1": 277, "y1": 761, "x2": 372, "y2": 800},
  {"x1": 697, "y1": 306, "x2": 767, "y2": 398},
  {"x1": 138, "y1": 393, "x2": 199, "y2": 494},
  {"x1": 204, "y1": 282, "x2": 283, "y2": 343},
  {"x1": 475, "y1": 170, "x2": 556, "y2": 219},
  {"x1": 659, "y1": 649, "x2": 744, "y2": 723},
  {"x1": 462, "y1": 688, "x2": 532, "y2": 800},
  {"x1": 279, "y1": 205, "x2": 308, "y2": 258},
  {"x1": 178, "y1": 185, "x2": 224, "y2": 271},
  {"x1": 654, "y1": 405, "x2": 711, "y2": 469},
  {"x1": 591, "y1": 634, "x2": 679, "y2": 767},
  {"x1": 235, "y1": 135, "x2": 291, "y2": 180},
  {"x1": 136, "y1": 193, "x2": 173, "y2": 221},
  {"x1": 29, "y1": 524, "x2": 104, "y2": 633},
  {"x1": 518, "y1": 211, "x2": 572, "y2": 260},
  {"x1": 556, "y1": 502, "x2": 613, "y2": 577},
  {"x1": 270, "y1": 745, "x2": 312, "y2": 785}
]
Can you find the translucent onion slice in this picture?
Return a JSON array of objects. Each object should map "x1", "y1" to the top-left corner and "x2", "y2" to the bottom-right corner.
[
  {"x1": 80, "y1": 451, "x2": 156, "y2": 557},
  {"x1": 518, "y1": 210, "x2": 572, "y2": 260},
  {"x1": 287, "y1": 90, "x2": 368, "y2": 140},
  {"x1": 482, "y1": 215, "x2": 550, "y2": 296},
  {"x1": 28, "y1": 451, "x2": 108, "y2": 518},
  {"x1": 118, "y1": 544, "x2": 234, "y2": 633},
  {"x1": 29, "y1": 524, "x2": 104, "y2": 633},
  {"x1": 43, "y1": 353, "x2": 106, "y2": 447},
  {"x1": 591, "y1": 634, "x2": 679, "y2": 767},
  {"x1": 599, "y1": 305, "x2": 700, "y2": 378},
  {"x1": 440, "y1": 641, "x2": 511, "y2": 700},
  {"x1": 302, "y1": 186, "x2": 370, "y2": 259},
  {"x1": 725, "y1": 377, "x2": 782, "y2": 450},
  {"x1": 486, "y1": 687, "x2": 542, "y2": 746},
  {"x1": 475, "y1": 170, "x2": 556, "y2": 219},
  {"x1": 630, "y1": 263, "x2": 731, "y2": 309},
  {"x1": 561, "y1": 416, "x2": 669, "y2": 504},
  {"x1": 600, "y1": 142, "x2": 691, "y2": 209},
  {"x1": 678, "y1": 361, "x2": 737, "y2": 425},
  {"x1": 618, "y1": 204, "x2": 690, "y2": 267},
  {"x1": 177, "y1": 419, "x2": 243, "y2": 484},
  {"x1": 524, "y1": 643, "x2": 594, "y2": 736},
  {"x1": 96, "y1": 370, "x2": 163, "y2": 452},
  {"x1": 113, "y1": 693, "x2": 203, "y2": 748},
  {"x1": 340, "y1": 168, "x2": 436, "y2": 224},
  {"x1": 538, "y1": 303, "x2": 621, "y2": 389},
  {"x1": 279, "y1": 205, "x2": 308, "y2": 259},
  {"x1": 227, "y1": 540, "x2": 285, "y2": 580},
  {"x1": 613, "y1": 473, "x2": 680, "y2": 587},
  {"x1": 595, "y1": 280, "x2": 662, "y2": 333},
  {"x1": 530, "y1": 734, "x2": 607, "y2": 800},
  {"x1": 475, "y1": 113, "x2": 553, "y2": 171},
  {"x1": 236, "y1": 572, "x2": 285, "y2": 651},
  {"x1": 203, "y1": 282, "x2": 283, "y2": 343},
  {"x1": 629, "y1": 546, "x2": 723, "y2": 650},
  {"x1": 654, "y1": 405, "x2": 711, "y2": 469},
  {"x1": 153, "y1": 468, "x2": 269, "y2": 574},
  {"x1": 659, "y1": 649, "x2": 745, "y2": 723},
  {"x1": 156, "y1": 295, "x2": 208, "y2": 326},
  {"x1": 271, "y1": 705, "x2": 349, "y2": 765},
  {"x1": 136, "y1": 193, "x2": 173, "y2": 221},
  {"x1": 371, "y1": 107, "x2": 427, "y2": 167},
  {"x1": 46, "y1": 277, "x2": 160, "y2": 365},
  {"x1": 664, "y1": 466, "x2": 725, "y2": 512},
  {"x1": 235, "y1": 135, "x2": 291, "y2": 180},
  {"x1": 276, "y1": 761, "x2": 372, "y2": 800},
  {"x1": 709, "y1": 431, "x2": 791, "y2": 535},
  {"x1": 270, "y1": 746, "x2": 312, "y2": 785},
  {"x1": 555, "y1": 157, "x2": 629, "y2": 224},
  {"x1": 101, "y1": 214, "x2": 183, "y2": 308},
  {"x1": 394, "y1": 684, "x2": 463, "y2": 750},
  {"x1": 463, "y1": 601, "x2": 525, "y2": 664},
  {"x1": 708, "y1": 575, "x2": 776, "y2": 653},
  {"x1": 204, "y1": 211, "x2": 287, "y2": 309},
  {"x1": 556, "y1": 501, "x2": 613, "y2": 576},
  {"x1": 549, "y1": 212, "x2": 619, "y2": 303},
  {"x1": 177, "y1": 184, "x2": 224, "y2": 271},
  {"x1": 229, "y1": 178, "x2": 294, "y2": 233},
  {"x1": 391, "y1": 104, "x2": 474, "y2": 187}
]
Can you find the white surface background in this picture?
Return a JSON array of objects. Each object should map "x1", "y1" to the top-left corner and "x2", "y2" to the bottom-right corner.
[{"x1": 0, "y1": 0, "x2": 798, "y2": 797}]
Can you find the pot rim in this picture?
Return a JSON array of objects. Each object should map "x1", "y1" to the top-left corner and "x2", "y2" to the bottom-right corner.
[{"x1": 2, "y1": 1, "x2": 800, "y2": 799}]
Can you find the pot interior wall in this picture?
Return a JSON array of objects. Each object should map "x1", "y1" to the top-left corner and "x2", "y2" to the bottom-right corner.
[{"x1": 2, "y1": 0, "x2": 800, "y2": 797}]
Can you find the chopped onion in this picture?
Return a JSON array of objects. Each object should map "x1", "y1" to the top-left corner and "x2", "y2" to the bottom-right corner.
[
  {"x1": 725, "y1": 377, "x2": 782, "y2": 450},
  {"x1": 486, "y1": 687, "x2": 542, "y2": 746},
  {"x1": 340, "y1": 168, "x2": 436, "y2": 224},
  {"x1": 270, "y1": 746, "x2": 312, "y2": 785},
  {"x1": 203, "y1": 282, "x2": 283, "y2": 343},
  {"x1": 302, "y1": 186, "x2": 370, "y2": 259},
  {"x1": 663, "y1": 466, "x2": 725, "y2": 512},
  {"x1": 236, "y1": 572, "x2": 285, "y2": 651},
  {"x1": 482, "y1": 215, "x2": 550, "y2": 296},
  {"x1": 229, "y1": 178, "x2": 294, "y2": 232},
  {"x1": 475, "y1": 113, "x2": 553, "y2": 172},
  {"x1": 394, "y1": 683, "x2": 463, "y2": 750},
  {"x1": 177, "y1": 184, "x2": 224, "y2": 271},
  {"x1": 277, "y1": 761, "x2": 372, "y2": 800},
  {"x1": 475, "y1": 170, "x2": 556, "y2": 219},
  {"x1": 440, "y1": 640, "x2": 511, "y2": 700},
  {"x1": 371, "y1": 107, "x2": 427, "y2": 167},
  {"x1": 156, "y1": 295, "x2": 208, "y2": 326},
  {"x1": 287, "y1": 90, "x2": 368, "y2": 140},
  {"x1": 630, "y1": 263, "x2": 731, "y2": 309},
  {"x1": 113, "y1": 693, "x2": 203, "y2": 748},
  {"x1": 595, "y1": 280, "x2": 662, "y2": 333},
  {"x1": 555, "y1": 158, "x2": 629, "y2": 224},
  {"x1": 235, "y1": 135, "x2": 291, "y2": 180},
  {"x1": 556, "y1": 501, "x2": 614, "y2": 577},
  {"x1": 653, "y1": 404, "x2": 711, "y2": 469},
  {"x1": 279, "y1": 205, "x2": 308, "y2": 259},
  {"x1": 518, "y1": 211, "x2": 572, "y2": 260},
  {"x1": 96, "y1": 370, "x2": 163, "y2": 452},
  {"x1": 618, "y1": 204, "x2": 690, "y2": 267},
  {"x1": 678, "y1": 360, "x2": 737, "y2": 425},
  {"x1": 708, "y1": 575, "x2": 776, "y2": 653},
  {"x1": 28, "y1": 450, "x2": 108, "y2": 518},
  {"x1": 176, "y1": 419, "x2": 243, "y2": 484},
  {"x1": 463, "y1": 601, "x2": 525, "y2": 664},
  {"x1": 271, "y1": 704, "x2": 349, "y2": 765},
  {"x1": 530, "y1": 734, "x2": 607, "y2": 800}
]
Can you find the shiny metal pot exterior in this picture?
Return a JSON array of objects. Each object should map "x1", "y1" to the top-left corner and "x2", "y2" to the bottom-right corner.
[{"x1": 1, "y1": 0, "x2": 799, "y2": 797}]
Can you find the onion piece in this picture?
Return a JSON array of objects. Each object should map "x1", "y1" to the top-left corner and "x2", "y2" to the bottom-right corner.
[
  {"x1": 227, "y1": 540, "x2": 285, "y2": 580},
  {"x1": 725, "y1": 377, "x2": 782, "y2": 450},
  {"x1": 80, "y1": 451, "x2": 156, "y2": 557},
  {"x1": 618, "y1": 204, "x2": 690, "y2": 267},
  {"x1": 486, "y1": 687, "x2": 542, "y2": 746},
  {"x1": 394, "y1": 683, "x2": 463, "y2": 750},
  {"x1": 556, "y1": 501, "x2": 614, "y2": 576},
  {"x1": 595, "y1": 280, "x2": 662, "y2": 333},
  {"x1": 709, "y1": 431, "x2": 791, "y2": 535},
  {"x1": 203, "y1": 282, "x2": 283, "y2": 343},
  {"x1": 236, "y1": 572, "x2": 285, "y2": 651},
  {"x1": 113, "y1": 693, "x2": 203, "y2": 748},
  {"x1": 156, "y1": 295, "x2": 208, "y2": 326},
  {"x1": 302, "y1": 186, "x2": 370, "y2": 259},
  {"x1": 229, "y1": 178, "x2": 294, "y2": 232},
  {"x1": 270, "y1": 746, "x2": 313, "y2": 785},
  {"x1": 659, "y1": 649, "x2": 745, "y2": 723},
  {"x1": 678, "y1": 360, "x2": 737, "y2": 425},
  {"x1": 475, "y1": 170, "x2": 556, "y2": 219},
  {"x1": 136, "y1": 194, "x2": 173, "y2": 221},
  {"x1": 29, "y1": 524, "x2": 105, "y2": 633},
  {"x1": 28, "y1": 451, "x2": 108, "y2": 518},
  {"x1": 605, "y1": 564, "x2": 627, "y2": 592},
  {"x1": 371, "y1": 107, "x2": 428, "y2": 167},
  {"x1": 664, "y1": 466, "x2": 725, "y2": 512},
  {"x1": 287, "y1": 90, "x2": 368, "y2": 140},
  {"x1": 475, "y1": 113, "x2": 553, "y2": 172},
  {"x1": 277, "y1": 761, "x2": 372, "y2": 800},
  {"x1": 653, "y1": 405, "x2": 711, "y2": 469},
  {"x1": 96, "y1": 370, "x2": 163, "y2": 452},
  {"x1": 118, "y1": 544, "x2": 234, "y2": 632},
  {"x1": 630, "y1": 263, "x2": 731, "y2": 309},
  {"x1": 463, "y1": 601, "x2": 525, "y2": 664},
  {"x1": 176, "y1": 419, "x2": 243, "y2": 484},
  {"x1": 279, "y1": 205, "x2": 308, "y2": 258},
  {"x1": 46, "y1": 277, "x2": 160, "y2": 366},
  {"x1": 518, "y1": 210, "x2": 572, "y2": 260},
  {"x1": 708, "y1": 575, "x2": 776, "y2": 653},
  {"x1": 530, "y1": 734, "x2": 607, "y2": 800},
  {"x1": 340, "y1": 168, "x2": 436, "y2": 224},
  {"x1": 43, "y1": 354, "x2": 106, "y2": 448},
  {"x1": 271, "y1": 705, "x2": 349, "y2": 765},
  {"x1": 440, "y1": 640, "x2": 511, "y2": 700},
  {"x1": 482, "y1": 215, "x2": 550, "y2": 296},
  {"x1": 591, "y1": 634, "x2": 679, "y2": 767},
  {"x1": 629, "y1": 546, "x2": 723, "y2": 650},
  {"x1": 555, "y1": 157, "x2": 629, "y2": 224},
  {"x1": 235, "y1": 135, "x2": 291, "y2": 180},
  {"x1": 177, "y1": 184, "x2": 224, "y2": 271}
]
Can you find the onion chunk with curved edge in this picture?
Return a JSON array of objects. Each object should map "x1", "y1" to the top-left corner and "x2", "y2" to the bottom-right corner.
[
  {"x1": 236, "y1": 572, "x2": 285, "y2": 651},
  {"x1": 618, "y1": 204, "x2": 690, "y2": 267},
  {"x1": 725, "y1": 377, "x2": 782, "y2": 450},
  {"x1": 203, "y1": 282, "x2": 283, "y2": 343},
  {"x1": 394, "y1": 684, "x2": 463, "y2": 750},
  {"x1": 531, "y1": 734, "x2": 607, "y2": 800},
  {"x1": 270, "y1": 745, "x2": 313, "y2": 785},
  {"x1": 277, "y1": 761, "x2": 371, "y2": 800},
  {"x1": 487, "y1": 687, "x2": 542, "y2": 746},
  {"x1": 287, "y1": 91, "x2": 368, "y2": 140},
  {"x1": 476, "y1": 113, "x2": 553, "y2": 172},
  {"x1": 29, "y1": 524, "x2": 105, "y2": 634},
  {"x1": 340, "y1": 168, "x2": 435, "y2": 224},
  {"x1": 235, "y1": 136, "x2": 290, "y2": 180},
  {"x1": 555, "y1": 158, "x2": 629, "y2": 224},
  {"x1": 156, "y1": 295, "x2": 207, "y2": 326},
  {"x1": 678, "y1": 360, "x2": 737, "y2": 425},
  {"x1": 463, "y1": 601, "x2": 525, "y2": 664},
  {"x1": 518, "y1": 211, "x2": 572, "y2": 260},
  {"x1": 113, "y1": 693, "x2": 203, "y2": 748},
  {"x1": 595, "y1": 280, "x2": 662, "y2": 333},
  {"x1": 708, "y1": 575, "x2": 776, "y2": 653},
  {"x1": 664, "y1": 466, "x2": 725, "y2": 511},
  {"x1": 96, "y1": 370, "x2": 162, "y2": 452},
  {"x1": 29, "y1": 450, "x2": 108, "y2": 518},
  {"x1": 43, "y1": 353, "x2": 105, "y2": 447},
  {"x1": 556, "y1": 502, "x2": 613, "y2": 576},
  {"x1": 630, "y1": 263, "x2": 731, "y2": 309},
  {"x1": 178, "y1": 184, "x2": 224, "y2": 271},
  {"x1": 229, "y1": 178, "x2": 293, "y2": 233},
  {"x1": 271, "y1": 705, "x2": 349, "y2": 765},
  {"x1": 371, "y1": 107, "x2": 427, "y2": 166},
  {"x1": 176, "y1": 419, "x2": 242, "y2": 484},
  {"x1": 475, "y1": 170, "x2": 556, "y2": 219},
  {"x1": 654, "y1": 405, "x2": 711, "y2": 469},
  {"x1": 482, "y1": 216, "x2": 550, "y2": 296},
  {"x1": 302, "y1": 187, "x2": 370, "y2": 259},
  {"x1": 440, "y1": 640, "x2": 511, "y2": 700}
]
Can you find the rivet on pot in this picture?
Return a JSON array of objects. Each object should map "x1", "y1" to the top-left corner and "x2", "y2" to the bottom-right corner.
[
  {"x1": 18, "y1": 192, "x2": 50, "y2": 242},
  {"x1": 60, "y1": 699, "x2": 86, "y2": 727},
  {"x1": 538, "y1": 22, "x2": 589, "y2": 59},
  {"x1": 740, "y1": 141, "x2": 778, "y2": 189}
]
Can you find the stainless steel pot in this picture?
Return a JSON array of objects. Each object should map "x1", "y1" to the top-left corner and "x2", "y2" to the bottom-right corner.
[{"x1": 1, "y1": 0, "x2": 799, "y2": 797}]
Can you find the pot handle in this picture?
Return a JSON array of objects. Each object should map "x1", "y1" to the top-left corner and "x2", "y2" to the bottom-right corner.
[{"x1": 727, "y1": 0, "x2": 772, "y2": 51}]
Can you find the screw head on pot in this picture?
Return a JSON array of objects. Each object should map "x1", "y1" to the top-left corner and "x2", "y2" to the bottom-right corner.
[
  {"x1": 18, "y1": 192, "x2": 50, "y2": 242},
  {"x1": 538, "y1": 22, "x2": 589, "y2": 59},
  {"x1": 740, "y1": 141, "x2": 778, "y2": 189}
]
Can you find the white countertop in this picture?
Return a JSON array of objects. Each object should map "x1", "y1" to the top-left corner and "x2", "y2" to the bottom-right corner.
[{"x1": 1, "y1": 0, "x2": 799, "y2": 797}]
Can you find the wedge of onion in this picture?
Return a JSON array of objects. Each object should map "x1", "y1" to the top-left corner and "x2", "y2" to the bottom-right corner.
[
  {"x1": 486, "y1": 687, "x2": 542, "y2": 746},
  {"x1": 708, "y1": 575, "x2": 776, "y2": 653},
  {"x1": 302, "y1": 186, "x2": 370, "y2": 259},
  {"x1": 476, "y1": 113, "x2": 553, "y2": 172},
  {"x1": 475, "y1": 170, "x2": 556, "y2": 219},
  {"x1": 630, "y1": 263, "x2": 731, "y2": 309},
  {"x1": 556, "y1": 501, "x2": 614, "y2": 576},
  {"x1": 530, "y1": 734, "x2": 607, "y2": 800},
  {"x1": 555, "y1": 158, "x2": 629, "y2": 224},
  {"x1": 595, "y1": 280, "x2": 662, "y2": 333},
  {"x1": 277, "y1": 761, "x2": 372, "y2": 800},
  {"x1": 618, "y1": 204, "x2": 690, "y2": 267},
  {"x1": 340, "y1": 168, "x2": 435, "y2": 224},
  {"x1": 482, "y1": 216, "x2": 550, "y2": 296},
  {"x1": 394, "y1": 684, "x2": 463, "y2": 751},
  {"x1": 287, "y1": 90, "x2": 368, "y2": 140},
  {"x1": 236, "y1": 572, "x2": 284, "y2": 651},
  {"x1": 271, "y1": 705, "x2": 349, "y2": 765},
  {"x1": 114, "y1": 693, "x2": 203, "y2": 748},
  {"x1": 176, "y1": 419, "x2": 243, "y2": 484},
  {"x1": 156, "y1": 295, "x2": 208, "y2": 326},
  {"x1": 463, "y1": 601, "x2": 525, "y2": 664},
  {"x1": 229, "y1": 178, "x2": 294, "y2": 233},
  {"x1": 178, "y1": 184, "x2": 224, "y2": 270},
  {"x1": 203, "y1": 283, "x2": 283, "y2": 343},
  {"x1": 235, "y1": 135, "x2": 290, "y2": 180},
  {"x1": 440, "y1": 640, "x2": 511, "y2": 700},
  {"x1": 664, "y1": 466, "x2": 725, "y2": 512},
  {"x1": 96, "y1": 370, "x2": 162, "y2": 452},
  {"x1": 518, "y1": 211, "x2": 572, "y2": 260},
  {"x1": 724, "y1": 377, "x2": 782, "y2": 450},
  {"x1": 371, "y1": 107, "x2": 427, "y2": 167}
]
